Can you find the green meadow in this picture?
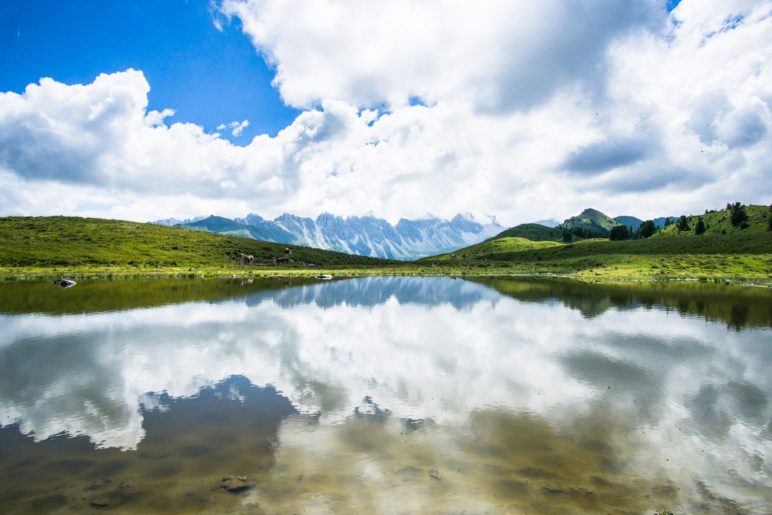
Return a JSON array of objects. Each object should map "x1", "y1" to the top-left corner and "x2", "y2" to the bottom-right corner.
[{"x1": 0, "y1": 214, "x2": 770, "y2": 285}]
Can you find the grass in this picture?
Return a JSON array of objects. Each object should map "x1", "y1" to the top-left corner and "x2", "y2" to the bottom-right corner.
[
  {"x1": 661, "y1": 204, "x2": 770, "y2": 236},
  {"x1": 492, "y1": 223, "x2": 564, "y2": 241},
  {"x1": 0, "y1": 216, "x2": 770, "y2": 285},
  {"x1": 429, "y1": 237, "x2": 562, "y2": 261},
  {"x1": 421, "y1": 231, "x2": 772, "y2": 284},
  {"x1": 0, "y1": 216, "x2": 391, "y2": 269}
]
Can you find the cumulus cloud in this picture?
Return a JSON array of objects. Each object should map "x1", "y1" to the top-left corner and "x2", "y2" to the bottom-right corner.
[
  {"x1": 564, "y1": 137, "x2": 653, "y2": 174},
  {"x1": 217, "y1": 0, "x2": 663, "y2": 111},
  {"x1": 217, "y1": 119, "x2": 250, "y2": 137},
  {"x1": 719, "y1": 105, "x2": 768, "y2": 148},
  {"x1": 0, "y1": 0, "x2": 770, "y2": 224}
]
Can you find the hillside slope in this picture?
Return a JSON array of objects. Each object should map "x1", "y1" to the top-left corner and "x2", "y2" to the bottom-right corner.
[
  {"x1": 0, "y1": 217, "x2": 390, "y2": 268},
  {"x1": 442, "y1": 232, "x2": 771, "y2": 262},
  {"x1": 492, "y1": 223, "x2": 563, "y2": 242},
  {"x1": 661, "y1": 205, "x2": 770, "y2": 236},
  {"x1": 427, "y1": 237, "x2": 562, "y2": 261},
  {"x1": 421, "y1": 217, "x2": 771, "y2": 282}
]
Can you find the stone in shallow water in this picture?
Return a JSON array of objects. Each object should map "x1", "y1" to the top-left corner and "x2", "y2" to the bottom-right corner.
[
  {"x1": 89, "y1": 496, "x2": 110, "y2": 508},
  {"x1": 220, "y1": 476, "x2": 255, "y2": 494}
]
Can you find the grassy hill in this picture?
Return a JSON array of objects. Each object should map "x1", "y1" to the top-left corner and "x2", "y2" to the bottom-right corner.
[
  {"x1": 439, "y1": 232, "x2": 771, "y2": 261},
  {"x1": 661, "y1": 204, "x2": 770, "y2": 236},
  {"x1": 0, "y1": 216, "x2": 389, "y2": 270},
  {"x1": 421, "y1": 220, "x2": 772, "y2": 283},
  {"x1": 562, "y1": 208, "x2": 619, "y2": 234},
  {"x1": 429, "y1": 237, "x2": 562, "y2": 261},
  {"x1": 491, "y1": 223, "x2": 563, "y2": 242}
]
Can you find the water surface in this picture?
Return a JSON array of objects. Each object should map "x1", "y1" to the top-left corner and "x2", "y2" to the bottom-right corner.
[{"x1": 0, "y1": 277, "x2": 770, "y2": 513}]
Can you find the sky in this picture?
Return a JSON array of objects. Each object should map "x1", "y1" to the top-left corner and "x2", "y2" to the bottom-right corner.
[{"x1": 0, "y1": 0, "x2": 770, "y2": 226}]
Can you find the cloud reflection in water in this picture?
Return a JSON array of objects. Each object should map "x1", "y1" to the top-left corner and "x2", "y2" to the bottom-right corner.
[{"x1": 0, "y1": 277, "x2": 769, "y2": 512}]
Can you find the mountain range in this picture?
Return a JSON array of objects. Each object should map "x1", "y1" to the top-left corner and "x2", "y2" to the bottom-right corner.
[
  {"x1": 153, "y1": 208, "x2": 683, "y2": 259},
  {"x1": 159, "y1": 213, "x2": 503, "y2": 260}
]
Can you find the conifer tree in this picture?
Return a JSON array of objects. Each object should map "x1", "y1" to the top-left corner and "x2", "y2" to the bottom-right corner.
[{"x1": 695, "y1": 218, "x2": 706, "y2": 235}]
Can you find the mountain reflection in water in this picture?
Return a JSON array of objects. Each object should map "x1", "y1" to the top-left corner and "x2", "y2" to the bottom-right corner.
[{"x1": 0, "y1": 276, "x2": 770, "y2": 513}]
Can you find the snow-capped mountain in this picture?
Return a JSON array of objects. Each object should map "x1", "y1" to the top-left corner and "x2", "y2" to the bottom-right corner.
[{"x1": 164, "y1": 212, "x2": 502, "y2": 260}]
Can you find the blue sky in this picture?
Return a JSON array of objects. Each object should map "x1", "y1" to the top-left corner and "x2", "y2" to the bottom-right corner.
[
  {"x1": 0, "y1": 0, "x2": 298, "y2": 139},
  {"x1": 0, "y1": 0, "x2": 768, "y2": 224}
]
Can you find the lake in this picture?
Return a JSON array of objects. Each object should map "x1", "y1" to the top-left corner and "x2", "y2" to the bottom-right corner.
[{"x1": 0, "y1": 277, "x2": 770, "y2": 513}]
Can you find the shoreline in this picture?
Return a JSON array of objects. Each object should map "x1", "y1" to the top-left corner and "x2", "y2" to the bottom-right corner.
[{"x1": 1, "y1": 265, "x2": 770, "y2": 288}]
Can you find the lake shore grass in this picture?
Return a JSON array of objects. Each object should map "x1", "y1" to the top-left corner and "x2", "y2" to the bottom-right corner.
[{"x1": 1, "y1": 253, "x2": 770, "y2": 287}]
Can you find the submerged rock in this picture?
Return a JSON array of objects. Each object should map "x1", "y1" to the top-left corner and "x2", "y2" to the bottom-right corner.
[
  {"x1": 53, "y1": 278, "x2": 77, "y2": 288},
  {"x1": 220, "y1": 476, "x2": 255, "y2": 494},
  {"x1": 89, "y1": 496, "x2": 111, "y2": 508}
]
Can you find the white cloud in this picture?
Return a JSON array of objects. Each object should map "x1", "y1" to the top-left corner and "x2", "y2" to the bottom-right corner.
[
  {"x1": 0, "y1": 1, "x2": 770, "y2": 225},
  {"x1": 218, "y1": 0, "x2": 662, "y2": 111},
  {"x1": 217, "y1": 119, "x2": 250, "y2": 137}
]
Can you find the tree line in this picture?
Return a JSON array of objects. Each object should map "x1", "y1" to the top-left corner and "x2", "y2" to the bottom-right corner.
[{"x1": 606, "y1": 201, "x2": 762, "y2": 241}]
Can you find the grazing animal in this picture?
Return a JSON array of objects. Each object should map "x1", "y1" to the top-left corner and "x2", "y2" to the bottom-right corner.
[
  {"x1": 239, "y1": 253, "x2": 254, "y2": 265},
  {"x1": 274, "y1": 247, "x2": 293, "y2": 265}
]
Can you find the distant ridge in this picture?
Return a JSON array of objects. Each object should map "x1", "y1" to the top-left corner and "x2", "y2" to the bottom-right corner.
[
  {"x1": 531, "y1": 219, "x2": 561, "y2": 228},
  {"x1": 185, "y1": 215, "x2": 296, "y2": 244},
  {"x1": 159, "y1": 212, "x2": 503, "y2": 260},
  {"x1": 614, "y1": 216, "x2": 643, "y2": 231}
]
